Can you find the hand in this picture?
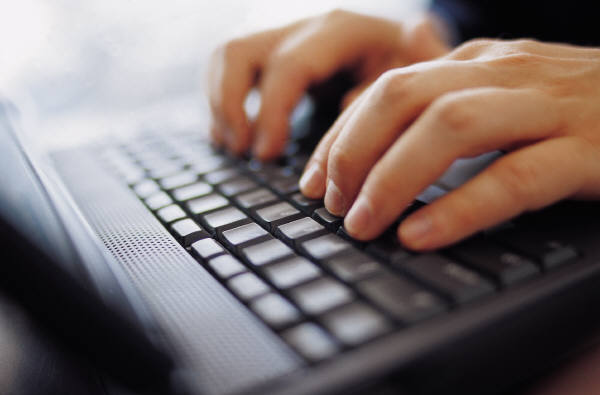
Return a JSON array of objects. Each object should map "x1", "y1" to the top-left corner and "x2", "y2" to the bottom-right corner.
[
  {"x1": 299, "y1": 38, "x2": 600, "y2": 250},
  {"x1": 208, "y1": 9, "x2": 450, "y2": 159}
]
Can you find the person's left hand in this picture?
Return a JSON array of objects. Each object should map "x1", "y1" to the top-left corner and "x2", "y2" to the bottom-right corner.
[{"x1": 299, "y1": 38, "x2": 600, "y2": 250}]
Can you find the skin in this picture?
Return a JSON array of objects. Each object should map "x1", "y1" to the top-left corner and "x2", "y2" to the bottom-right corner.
[
  {"x1": 209, "y1": 9, "x2": 600, "y2": 392},
  {"x1": 208, "y1": 9, "x2": 600, "y2": 252}
]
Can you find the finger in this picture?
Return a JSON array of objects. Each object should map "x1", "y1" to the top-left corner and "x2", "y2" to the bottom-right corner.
[
  {"x1": 253, "y1": 11, "x2": 404, "y2": 159},
  {"x1": 341, "y1": 81, "x2": 371, "y2": 110},
  {"x1": 208, "y1": 24, "x2": 302, "y2": 153},
  {"x1": 299, "y1": 88, "x2": 369, "y2": 198},
  {"x1": 343, "y1": 87, "x2": 563, "y2": 240},
  {"x1": 324, "y1": 61, "x2": 494, "y2": 216},
  {"x1": 399, "y1": 136, "x2": 598, "y2": 250}
]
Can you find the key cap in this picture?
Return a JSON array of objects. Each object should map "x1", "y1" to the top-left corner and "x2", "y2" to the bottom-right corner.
[
  {"x1": 359, "y1": 275, "x2": 447, "y2": 324},
  {"x1": 250, "y1": 293, "x2": 301, "y2": 329},
  {"x1": 322, "y1": 302, "x2": 390, "y2": 346},
  {"x1": 289, "y1": 193, "x2": 323, "y2": 214},
  {"x1": 401, "y1": 254, "x2": 496, "y2": 304},
  {"x1": 148, "y1": 163, "x2": 183, "y2": 179},
  {"x1": 492, "y1": 230, "x2": 578, "y2": 270},
  {"x1": 283, "y1": 323, "x2": 338, "y2": 362},
  {"x1": 324, "y1": 252, "x2": 384, "y2": 282},
  {"x1": 312, "y1": 207, "x2": 343, "y2": 231},
  {"x1": 191, "y1": 155, "x2": 227, "y2": 174},
  {"x1": 276, "y1": 217, "x2": 326, "y2": 246},
  {"x1": 221, "y1": 223, "x2": 269, "y2": 250},
  {"x1": 219, "y1": 177, "x2": 257, "y2": 196},
  {"x1": 171, "y1": 218, "x2": 208, "y2": 246},
  {"x1": 144, "y1": 191, "x2": 173, "y2": 210},
  {"x1": 271, "y1": 176, "x2": 300, "y2": 195},
  {"x1": 254, "y1": 202, "x2": 302, "y2": 230},
  {"x1": 449, "y1": 239, "x2": 539, "y2": 286},
  {"x1": 187, "y1": 193, "x2": 229, "y2": 215},
  {"x1": 208, "y1": 254, "x2": 246, "y2": 278},
  {"x1": 242, "y1": 238, "x2": 293, "y2": 267},
  {"x1": 203, "y1": 167, "x2": 240, "y2": 185},
  {"x1": 263, "y1": 257, "x2": 321, "y2": 289},
  {"x1": 301, "y1": 234, "x2": 353, "y2": 261},
  {"x1": 228, "y1": 272, "x2": 270, "y2": 300},
  {"x1": 291, "y1": 277, "x2": 353, "y2": 315},
  {"x1": 202, "y1": 206, "x2": 248, "y2": 232},
  {"x1": 365, "y1": 232, "x2": 412, "y2": 265},
  {"x1": 191, "y1": 238, "x2": 225, "y2": 260},
  {"x1": 235, "y1": 188, "x2": 278, "y2": 209},
  {"x1": 159, "y1": 171, "x2": 198, "y2": 190},
  {"x1": 172, "y1": 182, "x2": 212, "y2": 202},
  {"x1": 133, "y1": 179, "x2": 160, "y2": 198},
  {"x1": 156, "y1": 204, "x2": 187, "y2": 223}
]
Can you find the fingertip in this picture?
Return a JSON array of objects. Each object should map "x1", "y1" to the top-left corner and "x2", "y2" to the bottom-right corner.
[
  {"x1": 398, "y1": 210, "x2": 437, "y2": 251},
  {"x1": 299, "y1": 163, "x2": 326, "y2": 198}
]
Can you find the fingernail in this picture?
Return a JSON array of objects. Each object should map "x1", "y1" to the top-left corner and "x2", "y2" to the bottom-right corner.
[
  {"x1": 299, "y1": 164, "x2": 325, "y2": 197},
  {"x1": 399, "y1": 211, "x2": 433, "y2": 247},
  {"x1": 345, "y1": 195, "x2": 372, "y2": 237},
  {"x1": 324, "y1": 179, "x2": 346, "y2": 216}
]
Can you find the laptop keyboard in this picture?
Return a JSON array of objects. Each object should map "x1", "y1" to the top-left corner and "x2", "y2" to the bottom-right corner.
[{"x1": 100, "y1": 131, "x2": 579, "y2": 364}]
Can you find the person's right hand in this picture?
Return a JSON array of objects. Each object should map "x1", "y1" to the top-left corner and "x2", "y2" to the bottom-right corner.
[{"x1": 208, "y1": 9, "x2": 450, "y2": 159}]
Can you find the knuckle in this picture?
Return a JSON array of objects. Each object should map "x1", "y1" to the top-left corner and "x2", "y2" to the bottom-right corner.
[
  {"x1": 373, "y1": 70, "x2": 413, "y2": 103},
  {"x1": 323, "y1": 8, "x2": 351, "y2": 22},
  {"x1": 492, "y1": 159, "x2": 539, "y2": 206},
  {"x1": 221, "y1": 38, "x2": 246, "y2": 60},
  {"x1": 429, "y1": 93, "x2": 478, "y2": 136},
  {"x1": 452, "y1": 38, "x2": 497, "y2": 59},
  {"x1": 327, "y1": 143, "x2": 354, "y2": 180}
]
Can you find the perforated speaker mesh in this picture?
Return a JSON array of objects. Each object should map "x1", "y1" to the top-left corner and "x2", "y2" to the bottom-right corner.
[{"x1": 52, "y1": 149, "x2": 300, "y2": 395}]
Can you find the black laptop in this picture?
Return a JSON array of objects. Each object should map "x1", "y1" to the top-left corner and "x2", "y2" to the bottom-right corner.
[{"x1": 2, "y1": 96, "x2": 600, "y2": 395}]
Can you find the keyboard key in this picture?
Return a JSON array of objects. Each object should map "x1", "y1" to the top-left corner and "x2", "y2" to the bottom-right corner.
[
  {"x1": 149, "y1": 163, "x2": 183, "y2": 179},
  {"x1": 365, "y1": 232, "x2": 412, "y2": 265},
  {"x1": 289, "y1": 192, "x2": 322, "y2": 214},
  {"x1": 322, "y1": 303, "x2": 390, "y2": 346},
  {"x1": 449, "y1": 239, "x2": 539, "y2": 286},
  {"x1": 283, "y1": 323, "x2": 338, "y2": 362},
  {"x1": 312, "y1": 207, "x2": 343, "y2": 230},
  {"x1": 208, "y1": 254, "x2": 246, "y2": 278},
  {"x1": 291, "y1": 277, "x2": 353, "y2": 315},
  {"x1": 324, "y1": 252, "x2": 384, "y2": 282},
  {"x1": 202, "y1": 206, "x2": 248, "y2": 231},
  {"x1": 242, "y1": 239, "x2": 293, "y2": 267},
  {"x1": 301, "y1": 234, "x2": 353, "y2": 261},
  {"x1": 492, "y1": 230, "x2": 578, "y2": 270},
  {"x1": 190, "y1": 155, "x2": 227, "y2": 174},
  {"x1": 171, "y1": 218, "x2": 208, "y2": 246},
  {"x1": 156, "y1": 204, "x2": 187, "y2": 223},
  {"x1": 219, "y1": 177, "x2": 257, "y2": 196},
  {"x1": 187, "y1": 193, "x2": 228, "y2": 214},
  {"x1": 133, "y1": 179, "x2": 160, "y2": 198},
  {"x1": 271, "y1": 176, "x2": 300, "y2": 195},
  {"x1": 359, "y1": 275, "x2": 447, "y2": 324},
  {"x1": 159, "y1": 171, "x2": 198, "y2": 190},
  {"x1": 172, "y1": 182, "x2": 212, "y2": 202},
  {"x1": 144, "y1": 191, "x2": 173, "y2": 210},
  {"x1": 254, "y1": 202, "x2": 302, "y2": 230},
  {"x1": 203, "y1": 167, "x2": 240, "y2": 185},
  {"x1": 401, "y1": 254, "x2": 496, "y2": 305},
  {"x1": 228, "y1": 272, "x2": 270, "y2": 300},
  {"x1": 191, "y1": 238, "x2": 225, "y2": 260},
  {"x1": 235, "y1": 188, "x2": 278, "y2": 209},
  {"x1": 250, "y1": 293, "x2": 301, "y2": 328},
  {"x1": 263, "y1": 257, "x2": 321, "y2": 289},
  {"x1": 221, "y1": 223, "x2": 269, "y2": 249},
  {"x1": 276, "y1": 217, "x2": 326, "y2": 246}
]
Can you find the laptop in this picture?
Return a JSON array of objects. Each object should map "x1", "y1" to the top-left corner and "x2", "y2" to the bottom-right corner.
[{"x1": 2, "y1": 95, "x2": 600, "y2": 395}]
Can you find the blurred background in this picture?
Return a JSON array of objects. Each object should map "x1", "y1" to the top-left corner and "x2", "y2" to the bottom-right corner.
[{"x1": 0, "y1": 0, "x2": 428, "y2": 148}]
